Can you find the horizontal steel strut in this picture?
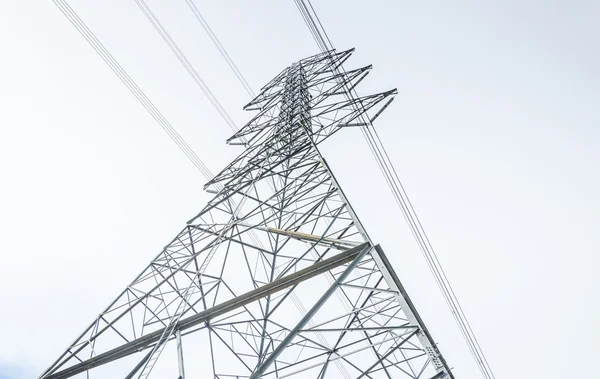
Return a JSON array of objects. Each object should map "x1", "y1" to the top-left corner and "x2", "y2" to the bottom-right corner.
[{"x1": 254, "y1": 225, "x2": 362, "y2": 249}]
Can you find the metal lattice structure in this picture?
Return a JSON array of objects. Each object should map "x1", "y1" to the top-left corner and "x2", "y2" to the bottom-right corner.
[{"x1": 40, "y1": 49, "x2": 454, "y2": 379}]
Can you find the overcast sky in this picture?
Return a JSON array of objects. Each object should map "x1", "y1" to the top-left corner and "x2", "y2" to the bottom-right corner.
[{"x1": 1, "y1": 1, "x2": 599, "y2": 378}]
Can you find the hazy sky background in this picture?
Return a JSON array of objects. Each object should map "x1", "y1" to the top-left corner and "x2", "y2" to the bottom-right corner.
[{"x1": 1, "y1": 1, "x2": 599, "y2": 378}]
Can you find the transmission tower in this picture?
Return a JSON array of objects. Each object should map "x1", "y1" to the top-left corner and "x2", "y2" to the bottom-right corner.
[{"x1": 40, "y1": 49, "x2": 454, "y2": 379}]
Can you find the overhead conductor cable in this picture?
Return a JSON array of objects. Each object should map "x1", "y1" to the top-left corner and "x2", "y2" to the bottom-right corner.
[{"x1": 52, "y1": 0, "x2": 215, "y2": 180}]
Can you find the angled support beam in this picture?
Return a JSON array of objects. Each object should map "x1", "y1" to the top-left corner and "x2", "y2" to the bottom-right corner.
[
  {"x1": 254, "y1": 225, "x2": 361, "y2": 249},
  {"x1": 176, "y1": 329, "x2": 185, "y2": 379},
  {"x1": 429, "y1": 372, "x2": 451, "y2": 379},
  {"x1": 373, "y1": 245, "x2": 454, "y2": 378},
  {"x1": 123, "y1": 350, "x2": 151, "y2": 379},
  {"x1": 249, "y1": 244, "x2": 372, "y2": 379},
  {"x1": 356, "y1": 329, "x2": 419, "y2": 379},
  {"x1": 42, "y1": 243, "x2": 370, "y2": 379}
]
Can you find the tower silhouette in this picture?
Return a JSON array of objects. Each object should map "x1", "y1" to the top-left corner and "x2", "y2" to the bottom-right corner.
[{"x1": 40, "y1": 49, "x2": 453, "y2": 379}]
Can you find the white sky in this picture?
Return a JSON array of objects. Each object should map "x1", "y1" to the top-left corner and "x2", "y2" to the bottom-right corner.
[{"x1": 1, "y1": 1, "x2": 599, "y2": 378}]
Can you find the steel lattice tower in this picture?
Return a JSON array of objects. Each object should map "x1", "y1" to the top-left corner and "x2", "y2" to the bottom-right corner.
[{"x1": 40, "y1": 49, "x2": 454, "y2": 379}]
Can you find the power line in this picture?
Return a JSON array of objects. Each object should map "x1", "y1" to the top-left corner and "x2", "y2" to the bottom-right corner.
[
  {"x1": 134, "y1": 0, "x2": 246, "y2": 143},
  {"x1": 183, "y1": 0, "x2": 255, "y2": 98},
  {"x1": 182, "y1": 0, "x2": 288, "y2": 143},
  {"x1": 294, "y1": 1, "x2": 496, "y2": 378},
  {"x1": 52, "y1": 0, "x2": 214, "y2": 181},
  {"x1": 294, "y1": 1, "x2": 328, "y2": 53}
]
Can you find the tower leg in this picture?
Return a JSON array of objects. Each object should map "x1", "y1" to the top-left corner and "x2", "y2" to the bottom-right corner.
[{"x1": 176, "y1": 329, "x2": 185, "y2": 379}]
